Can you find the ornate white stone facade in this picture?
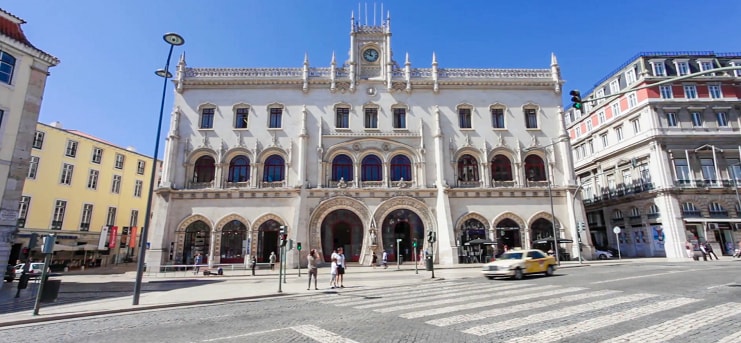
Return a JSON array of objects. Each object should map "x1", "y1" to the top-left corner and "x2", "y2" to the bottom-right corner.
[{"x1": 146, "y1": 13, "x2": 587, "y2": 271}]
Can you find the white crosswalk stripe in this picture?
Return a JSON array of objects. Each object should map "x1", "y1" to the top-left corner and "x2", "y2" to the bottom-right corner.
[
  {"x1": 601, "y1": 302, "x2": 741, "y2": 343},
  {"x1": 338, "y1": 283, "x2": 491, "y2": 308},
  {"x1": 291, "y1": 325, "x2": 359, "y2": 343},
  {"x1": 351, "y1": 283, "x2": 525, "y2": 309},
  {"x1": 424, "y1": 288, "x2": 620, "y2": 326},
  {"x1": 400, "y1": 285, "x2": 578, "y2": 319},
  {"x1": 463, "y1": 293, "x2": 658, "y2": 336},
  {"x1": 718, "y1": 330, "x2": 741, "y2": 343},
  {"x1": 502, "y1": 297, "x2": 701, "y2": 343},
  {"x1": 310, "y1": 281, "x2": 464, "y2": 305}
]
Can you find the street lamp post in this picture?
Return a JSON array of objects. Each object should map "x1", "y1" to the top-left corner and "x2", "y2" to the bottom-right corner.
[
  {"x1": 525, "y1": 141, "x2": 564, "y2": 265},
  {"x1": 133, "y1": 33, "x2": 184, "y2": 306},
  {"x1": 730, "y1": 162, "x2": 741, "y2": 213},
  {"x1": 571, "y1": 182, "x2": 585, "y2": 264}
]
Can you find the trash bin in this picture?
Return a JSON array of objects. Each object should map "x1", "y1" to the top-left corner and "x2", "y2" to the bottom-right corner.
[
  {"x1": 40, "y1": 279, "x2": 61, "y2": 303},
  {"x1": 425, "y1": 256, "x2": 433, "y2": 271},
  {"x1": 217, "y1": 267, "x2": 223, "y2": 275}
]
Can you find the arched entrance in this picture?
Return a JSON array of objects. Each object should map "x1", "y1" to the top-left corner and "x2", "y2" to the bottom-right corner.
[
  {"x1": 496, "y1": 218, "x2": 522, "y2": 254},
  {"x1": 220, "y1": 220, "x2": 247, "y2": 263},
  {"x1": 321, "y1": 209, "x2": 363, "y2": 262},
  {"x1": 531, "y1": 217, "x2": 555, "y2": 252},
  {"x1": 183, "y1": 220, "x2": 210, "y2": 265},
  {"x1": 381, "y1": 209, "x2": 424, "y2": 262},
  {"x1": 459, "y1": 218, "x2": 488, "y2": 263},
  {"x1": 257, "y1": 219, "x2": 281, "y2": 262}
]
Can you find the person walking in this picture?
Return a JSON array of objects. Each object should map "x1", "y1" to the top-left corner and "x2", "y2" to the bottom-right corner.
[
  {"x1": 699, "y1": 242, "x2": 709, "y2": 261},
  {"x1": 307, "y1": 249, "x2": 319, "y2": 290},
  {"x1": 685, "y1": 241, "x2": 694, "y2": 259},
  {"x1": 333, "y1": 247, "x2": 346, "y2": 288},
  {"x1": 269, "y1": 252, "x2": 276, "y2": 271},
  {"x1": 371, "y1": 252, "x2": 378, "y2": 269},
  {"x1": 704, "y1": 242, "x2": 719, "y2": 260},
  {"x1": 329, "y1": 256, "x2": 338, "y2": 289},
  {"x1": 250, "y1": 255, "x2": 257, "y2": 276},
  {"x1": 382, "y1": 250, "x2": 388, "y2": 269},
  {"x1": 193, "y1": 253, "x2": 202, "y2": 275}
]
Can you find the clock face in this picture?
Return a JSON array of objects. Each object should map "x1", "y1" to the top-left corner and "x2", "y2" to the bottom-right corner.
[{"x1": 363, "y1": 49, "x2": 379, "y2": 62}]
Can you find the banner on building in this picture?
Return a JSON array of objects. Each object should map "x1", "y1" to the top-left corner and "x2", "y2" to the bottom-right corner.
[
  {"x1": 98, "y1": 226, "x2": 110, "y2": 250},
  {"x1": 652, "y1": 225, "x2": 665, "y2": 251},
  {"x1": 108, "y1": 226, "x2": 118, "y2": 249},
  {"x1": 129, "y1": 227, "x2": 138, "y2": 247},
  {"x1": 120, "y1": 227, "x2": 129, "y2": 248}
]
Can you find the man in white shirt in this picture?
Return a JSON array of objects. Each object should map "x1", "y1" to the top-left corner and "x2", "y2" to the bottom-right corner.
[{"x1": 332, "y1": 247, "x2": 346, "y2": 287}]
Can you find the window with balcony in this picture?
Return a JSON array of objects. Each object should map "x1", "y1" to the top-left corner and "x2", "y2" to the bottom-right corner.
[
  {"x1": 629, "y1": 207, "x2": 641, "y2": 219},
  {"x1": 227, "y1": 156, "x2": 250, "y2": 182},
  {"x1": 364, "y1": 107, "x2": 378, "y2": 129},
  {"x1": 269, "y1": 107, "x2": 283, "y2": 128},
  {"x1": 491, "y1": 155, "x2": 513, "y2": 181},
  {"x1": 600, "y1": 133, "x2": 608, "y2": 148},
  {"x1": 80, "y1": 204, "x2": 93, "y2": 231},
  {"x1": 457, "y1": 154, "x2": 479, "y2": 182},
  {"x1": 612, "y1": 209, "x2": 624, "y2": 220},
  {"x1": 666, "y1": 112, "x2": 678, "y2": 127},
  {"x1": 52, "y1": 200, "x2": 67, "y2": 230},
  {"x1": 524, "y1": 108, "x2": 538, "y2": 129},
  {"x1": 674, "y1": 159, "x2": 690, "y2": 184},
  {"x1": 331, "y1": 154, "x2": 353, "y2": 182},
  {"x1": 390, "y1": 155, "x2": 412, "y2": 181},
  {"x1": 659, "y1": 85, "x2": 673, "y2": 99},
  {"x1": 708, "y1": 84, "x2": 722, "y2": 99},
  {"x1": 611, "y1": 102, "x2": 621, "y2": 117},
  {"x1": 60, "y1": 163, "x2": 74, "y2": 185},
  {"x1": 335, "y1": 107, "x2": 349, "y2": 129},
  {"x1": 709, "y1": 202, "x2": 728, "y2": 217},
  {"x1": 598, "y1": 111, "x2": 605, "y2": 124},
  {"x1": 683, "y1": 85, "x2": 697, "y2": 99},
  {"x1": 65, "y1": 140, "x2": 78, "y2": 158},
  {"x1": 524, "y1": 155, "x2": 546, "y2": 181},
  {"x1": 393, "y1": 108, "x2": 406, "y2": 129},
  {"x1": 622, "y1": 169, "x2": 632, "y2": 188},
  {"x1": 615, "y1": 126, "x2": 624, "y2": 141},
  {"x1": 631, "y1": 118, "x2": 641, "y2": 134},
  {"x1": 87, "y1": 169, "x2": 99, "y2": 190},
  {"x1": 700, "y1": 158, "x2": 717, "y2": 182},
  {"x1": 647, "y1": 204, "x2": 660, "y2": 218},
  {"x1": 716, "y1": 112, "x2": 728, "y2": 127},
  {"x1": 263, "y1": 155, "x2": 285, "y2": 182},
  {"x1": 361, "y1": 155, "x2": 382, "y2": 181},
  {"x1": 194, "y1": 156, "x2": 216, "y2": 183},
  {"x1": 32, "y1": 131, "x2": 45, "y2": 149},
  {"x1": 458, "y1": 108, "x2": 472, "y2": 129},
  {"x1": 728, "y1": 159, "x2": 741, "y2": 181},
  {"x1": 27, "y1": 156, "x2": 39, "y2": 179}
]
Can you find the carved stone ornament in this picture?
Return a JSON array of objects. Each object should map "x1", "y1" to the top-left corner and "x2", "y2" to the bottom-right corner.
[
  {"x1": 369, "y1": 229, "x2": 377, "y2": 246},
  {"x1": 382, "y1": 143, "x2": 390, "y2": 151},
  {"x1": 396, "y1": 177, "x2": 410, "y2": 188},
  {"x1": 337, "y1": 177, "x2": 348, "y2": 188},
  {"x1": 352, "y1": 143, "x2": 361, "y2": 151}
]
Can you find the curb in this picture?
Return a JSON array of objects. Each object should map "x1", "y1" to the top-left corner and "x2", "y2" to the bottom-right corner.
[{"x1": 0, "y1": 292, "x2": 293, "y2": 328}]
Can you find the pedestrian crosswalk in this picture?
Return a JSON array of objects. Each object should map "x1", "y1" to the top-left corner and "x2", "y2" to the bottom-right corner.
[{"x1": 304, "y1": 280, "x2": 741, "y2": 342}]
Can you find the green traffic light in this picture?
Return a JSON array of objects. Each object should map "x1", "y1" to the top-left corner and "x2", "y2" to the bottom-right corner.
[{"x1": 574, "y1": 102, "x2": 582, "y2": 109}]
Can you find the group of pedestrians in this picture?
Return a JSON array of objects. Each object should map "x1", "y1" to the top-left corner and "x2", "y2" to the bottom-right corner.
[
  {"x1": 685, "y1": 240, "x2": 719, "y2": 261},
  {"x1": 306, "y1": 247, "x2": 346, "y2": 290}
]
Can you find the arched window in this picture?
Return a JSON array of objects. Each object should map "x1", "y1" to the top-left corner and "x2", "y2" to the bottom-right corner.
[
  {"x1": 457, "y1": 154, "x2": 479, "y2": 182},
  {"x1": 331, "y1": 155, "x2": 353, "y2": 181},
  {"x1": 525, "y1": 155, "x2": 546, "y2": 181},
  {"x1": 263, "y1": 155, "x2": 285, "y2": 182},
  {"x1": 228, "y1": 156, "x2": 250, "y2": 182},
  {"x1": 390, "y1": 155, "x2": 412, "y2": 181},
  {"x1": 194, "y1": 156, "x2": 215, "y2": 182},
  {"x1": 361, "y1": 155, "x2": 382, "y2": 181},
  {"x1": 491, "y1": 154, "x2": 512, "y2": 181}
]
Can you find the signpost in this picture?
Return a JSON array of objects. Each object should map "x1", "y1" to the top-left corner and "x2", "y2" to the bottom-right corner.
[
  {"x1": 396, "y1": 238, "x2": 402, "y2": 270},
  {"x1": 296, "y1": 242, "x2": 302, "y2": 277},
  {"x1": 413, "y1": 240, "x2": 418, "y2": 274},
  {"x1": 613, "y1": 226, "x2": 622, "y2": 260},
  {"x1": 33, "y1": 233, "x2": 55, "y2": 315}
]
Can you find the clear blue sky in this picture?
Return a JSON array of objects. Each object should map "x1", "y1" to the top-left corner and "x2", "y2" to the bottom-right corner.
[{"x1": 5, "y1": 1, "x2": 740, "y2": 156}]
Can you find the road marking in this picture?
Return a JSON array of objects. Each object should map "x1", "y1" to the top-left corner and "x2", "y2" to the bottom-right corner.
[
  {"x1": 590, "y1": 267, "x2": 725, "y2": 285},
  {"x1": 718, "y1": 330, "x2": 741, "y2": 343},
  {"x1": 428, "y1": 289, "x2": 620, "y2": 327},
  {"x1": 400, "y1": 285, "x2": 574, "y2": 319},
  {"x1": 201, "y1": 328, "x2": 285, "y2": 341},
  {"x1": 352, "y1": 283, "x2": 523, "y2": 309},
  {"x1": 373, "y1": 286, "x2": 538, "y2": 314},
  {"x1": 464, "y1": 293, "x2": 657, "y2": 336},
  {"x1": 315, "y1": 281, "x2": 463, "y2": 305},
  {"x1": 340, "y1": 283, "x2": 480, "y2": 308},
  {"x1": 601, "y1": 302, "x2": 741, "y2": 343},
  {"x1": 503, "y1": 297, "x2": 700, "y2": 343},
  {"x1": 706, "y1": 282, "x2": 734, "y2": 289},
  {"x1": 291, "y1": 324, "x2": 359, "y2": 343}
]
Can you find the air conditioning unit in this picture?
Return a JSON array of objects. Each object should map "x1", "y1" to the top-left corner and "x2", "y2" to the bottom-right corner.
[{"x1": 707, "y1": 223, "x2": 719, "y2": 230}]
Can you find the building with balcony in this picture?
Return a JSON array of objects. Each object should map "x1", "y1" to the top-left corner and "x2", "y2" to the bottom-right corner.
[
  {"x1": 565, "y1": 51, "x2": 741, "y2": 260},
  {"x1": 15, "y1": 121, "x2": 159, "y2": 268},
  {"x1": 0, "y1": 9, "x2": 59, "y2": 267},
  {"x1": 147, "y1": 12, "x2": 588, "y2": 271}
]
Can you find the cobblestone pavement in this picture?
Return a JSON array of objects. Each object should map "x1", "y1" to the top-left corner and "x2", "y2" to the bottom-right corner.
[{"x1": 1, "y1": 262, "x2": 740, "y2": 342}]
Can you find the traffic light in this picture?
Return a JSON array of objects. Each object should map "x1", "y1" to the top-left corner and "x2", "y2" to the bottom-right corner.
[
  {"x1": 427, "y1": 231, "x2": 436, "y2": 243},
  {"x1": 577, "y1": 222, "x2": 586, "y2": 232},
  {"x1": 412, "y1": 240, "x2": 418, "y2": 248},
  {"x1": 296, "y1": 242, "x2": 302, "y2": 251},
  {"x1": 569, "y1": 89, "x2": 583, "y2": 111},
  {"x1": 280, "y1": 233, "x2": 288, "y2": 247}
]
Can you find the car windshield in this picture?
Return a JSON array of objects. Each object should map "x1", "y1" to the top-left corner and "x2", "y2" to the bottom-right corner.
[{"x1": 499, "y1": 252, "x2": 523, "y2": 260}]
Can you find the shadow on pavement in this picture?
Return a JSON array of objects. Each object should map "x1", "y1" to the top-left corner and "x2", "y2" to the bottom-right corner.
[{"x1": 0, "y1": 279, "x2": 225, "y2": 315}]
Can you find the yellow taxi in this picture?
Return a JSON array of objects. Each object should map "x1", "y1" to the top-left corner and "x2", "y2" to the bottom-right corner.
[{"x1": 481, "y1": 248, "x2": 557, "y2": 280}]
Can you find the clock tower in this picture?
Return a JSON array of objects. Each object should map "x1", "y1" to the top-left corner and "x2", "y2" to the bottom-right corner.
[{"x1": 348, "y1": 11, "x2": 393, "y2": 83}]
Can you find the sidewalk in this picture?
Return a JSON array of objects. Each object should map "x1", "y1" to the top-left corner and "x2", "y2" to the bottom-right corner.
[{"x1": 0, "y1": 258, "x2": 667, "y2": 327}]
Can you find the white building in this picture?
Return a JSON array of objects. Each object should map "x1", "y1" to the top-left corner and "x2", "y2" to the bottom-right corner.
[
  {"x1": 0, "y1": 9, "x2": 59, "y2": 266},
  {"x1": 565, "y1": 51, "x2": 741, "y2": 260},
  {"x1": 147, "y1": 13, "x2": 589, "y2": 271}
]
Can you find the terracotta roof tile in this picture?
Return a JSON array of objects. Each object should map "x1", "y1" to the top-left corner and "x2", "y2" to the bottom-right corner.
[{"x1": 0, "y1": 9, "x2": 33, "y2": 47}]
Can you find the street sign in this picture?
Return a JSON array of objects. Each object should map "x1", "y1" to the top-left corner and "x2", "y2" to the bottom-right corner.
[{"x1": 612, "y1": 226, "x2": 621, "y2": 234}]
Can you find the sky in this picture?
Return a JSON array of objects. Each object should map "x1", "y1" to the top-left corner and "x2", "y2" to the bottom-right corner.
[{"x1": 4, "y1": 0, "x2": 741, "y2": 157}]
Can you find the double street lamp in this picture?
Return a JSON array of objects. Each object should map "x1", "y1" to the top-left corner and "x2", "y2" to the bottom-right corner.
[{"x1": 133, "y1": 33, "x2": 185, "y2": 306}]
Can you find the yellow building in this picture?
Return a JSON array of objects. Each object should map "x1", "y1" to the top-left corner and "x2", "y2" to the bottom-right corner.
[{"x1": 15, "y1": 121, "x2": 160, "y2": 269}]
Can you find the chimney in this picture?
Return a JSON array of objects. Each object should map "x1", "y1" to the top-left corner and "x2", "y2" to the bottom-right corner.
[{"x1": 49, "y1": 121, "x2": 62, "y2": 128}]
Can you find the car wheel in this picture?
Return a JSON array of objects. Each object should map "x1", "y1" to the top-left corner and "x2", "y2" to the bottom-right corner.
[
  {"x1": 512, "y1": 268, "x2": 523, "y2": 280},
  {"x1": 598, "y1": 254, "x2": 608, "y2": 260},
  {"x1": 545, "y1": 265, "x2": 554, "y2": 276},
  {"x1": 485, "y1": 276, "x2": 495, "y2": 280}
]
